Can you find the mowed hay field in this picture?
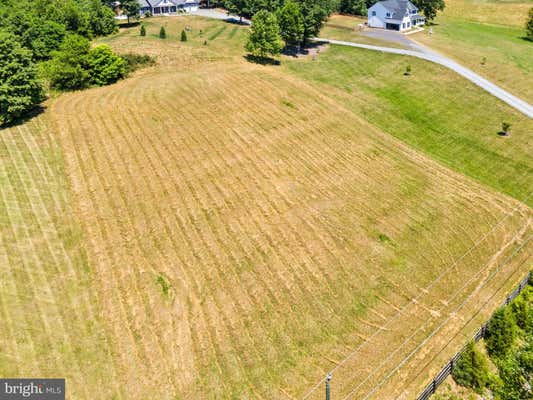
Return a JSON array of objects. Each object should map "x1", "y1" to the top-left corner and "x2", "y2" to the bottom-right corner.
[
  {"x1": 412, "y1": 0, "x2": 533, "y2": 103},
  {"x1": 1, "y1": 16, "x2": 532, "y2": 400}
]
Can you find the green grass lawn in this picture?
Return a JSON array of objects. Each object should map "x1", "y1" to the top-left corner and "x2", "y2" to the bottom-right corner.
[
  {"x1": 284, "y1": 45, "x2": 533, "y2": 206},
  {"x1": 412, "y1": 17, "x2": 533, "y2": 103}
]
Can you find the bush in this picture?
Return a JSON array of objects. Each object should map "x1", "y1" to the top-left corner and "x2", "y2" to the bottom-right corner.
[
  {"x1": 452, "y1": 341, "x2": 491, "y2": 393},
  {"x1": 87, "y1": 45, "x2": 126, "y2": 86},
  {"x1": 526, "y1": 7, "x2": 533, "y2": 41},
  {"x1": 510, "y1": 286, "x2": 532, "y2": 333},
  {"x1": 159, "y1": 26, "x2": 166, "y2": 39},
  {"x1": 501, "y1": 121, "x2": 511, "y2": 134},
  {"x1": 140, "y1": 24, "x2": 146, "y2": 36},
  {"x1": 181, "y1": 29, "x2": 187, "y2": 42},
  {"x1": 24, "y1": 20, "x2": 66, "y2": 61},
  {"x1": 0, "y1": 31, "x2": 44, "y2": 125},
  {"x1": 486, "y1": 307, "x2": 517, "y2": 359},
  {"x1": 144, "y1": 11, "x2": 152, "y2": 17},
  {"x1": 44, "y1": 34, "x2": 91, "y2": 90},
  {"x1": 120, "y1": 53, "x2": 156, "y2": 74}
]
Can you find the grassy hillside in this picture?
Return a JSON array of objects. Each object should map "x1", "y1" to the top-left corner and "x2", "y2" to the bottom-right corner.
[
  {"x1": 285, "y1": 45, "x2": 533, "y2": 206},
  {"x1": 412, "y1": 0, "x2": 533, "y2": 103},
  {"x1": 1, "y1": 16, "x2": 531, "y2": 400},
  {"x1": 0, "y1": 113, "x2": 122, "y2": 399}
]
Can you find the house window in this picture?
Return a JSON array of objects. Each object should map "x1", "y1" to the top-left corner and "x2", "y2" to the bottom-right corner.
[
  {"x1": 372, "y1": 10, "x2": 376, "y2": 15},
  {"x1": 407, "y1": 22, "x2": 410, "y2": 27},
  {"x1": 386, "y1": 12, "x2": 391, "y2": 17},
  {"x1": 402, "y1": 23, "x2": 406, "y2": 28}
]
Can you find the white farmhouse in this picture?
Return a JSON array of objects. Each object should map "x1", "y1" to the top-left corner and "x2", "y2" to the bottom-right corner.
[
  {"x1": 138, "y1": 0, "x2": 199, "y2": 16},
  {"x1": 367, "y1": 0, "x2": 425, "y2": 31}
]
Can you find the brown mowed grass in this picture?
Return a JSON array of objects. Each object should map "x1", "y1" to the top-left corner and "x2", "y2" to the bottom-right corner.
[
  {"x1": 1, "y1": 16, "x2": 531, "y2": 400},
  {"x1": 42, "y1": 18, "x2": 533, "y2": 399}
]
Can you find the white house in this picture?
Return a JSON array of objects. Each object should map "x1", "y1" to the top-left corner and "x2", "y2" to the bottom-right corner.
[
  {"x1": 367, "y1": 0, "x2": 425, "y2": 31},
  {"x1": 138, "y1": 0, "x2": 199, "y2": 16}
]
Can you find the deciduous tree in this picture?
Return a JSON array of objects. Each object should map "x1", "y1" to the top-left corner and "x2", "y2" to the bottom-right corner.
[
  {"x1": 0, "y1": 31, "x2": 44, "y2": 125},
  {"x1": 245, "y1": 10, "x2": 284, "y2": 58},
  {"x1": 412, "y1": 0, "x2": 445, "y2": 21},
  {"x1": 278, "y1": 0, "x2": 304, "y2": 48}
]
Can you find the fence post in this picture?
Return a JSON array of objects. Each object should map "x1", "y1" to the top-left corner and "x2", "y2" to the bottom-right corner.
[{"x1": 326, "y1": 373, "x2": 332, "y2": 400}]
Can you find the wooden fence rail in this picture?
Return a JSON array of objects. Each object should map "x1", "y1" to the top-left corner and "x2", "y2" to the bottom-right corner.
[{"x1": 416, "y1": 271, "x2": 531, "y2": 400}]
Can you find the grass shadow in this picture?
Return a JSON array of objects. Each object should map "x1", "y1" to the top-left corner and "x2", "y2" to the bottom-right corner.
[
  {"x1": 1, "y1": 105, "x2": 46, "y2": 130},
  {"x1": 244, "y1": 54, "x2": 280, "y2": 65}
]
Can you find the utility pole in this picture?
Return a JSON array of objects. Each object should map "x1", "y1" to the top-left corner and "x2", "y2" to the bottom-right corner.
[{"x1": 326, "y1": 372, "x2": 332, "y2": 400}]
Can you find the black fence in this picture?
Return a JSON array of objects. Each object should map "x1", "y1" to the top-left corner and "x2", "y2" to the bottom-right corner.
[{"x1": 416, "y1": 271, "x2": 531, "y2": 400}]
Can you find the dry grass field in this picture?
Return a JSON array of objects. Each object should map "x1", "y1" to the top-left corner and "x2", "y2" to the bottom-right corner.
[
  {"x1": 411, "y1": 0, "x2": 533, "y2": 103},
  {"x1": 1, "y1": 16, "x2": 532, "y2": 400}
]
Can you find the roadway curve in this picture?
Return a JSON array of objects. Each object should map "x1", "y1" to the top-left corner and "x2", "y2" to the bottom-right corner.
[{"x1": 315, "y1": 38, "x2": 533, "y2": 119}]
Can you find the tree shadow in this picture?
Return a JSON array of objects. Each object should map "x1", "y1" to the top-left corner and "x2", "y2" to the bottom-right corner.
[
  {"x1": 244, "y1": 54, "x2": 280, "y2": 65},
  {"x1": 1, "y1": 105, "x2": 46, "y2": 130},
  {"x1": 282, "y1": 42, "x2": 326, "y2": 58},
  {"x1": 497, "y1": 131, "x2": 510, "y2": 137},
  {"x1": 519, "y1": 36, "x2": 533, "y2": 42},
  {"x1": 118, "y1": 21, "x2": 141, "y2": 29}
]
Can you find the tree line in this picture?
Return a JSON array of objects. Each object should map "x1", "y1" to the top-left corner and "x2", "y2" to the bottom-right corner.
[
  {"x1": 0, "y1": 0, "x2": 136, "y2": 126},
  {"x1": 444, "y1": 275, "x2": 533, "y2": 400}
]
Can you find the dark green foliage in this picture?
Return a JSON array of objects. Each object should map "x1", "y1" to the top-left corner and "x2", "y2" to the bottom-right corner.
[
  {"x1": 140, "y1": 24, "x2": 146, "y2": 36},
  {"x1": 181, "y1": 29, "x2": 188, "y2": 42},
  {"x1": 120, "y1": 53, "x2": 156, "y2": 74},
  {"x1": 452, "y1": 341, "x2": 491, "y2": 393},
  {"x1": 298, "y1": 0, "x2": 335, "y2": 43},
  {"x1": 495, "y1": 349, "x2": 531, "y2": 400},
  {"x1": 87, "y1": 45, "x2": 127, "y2": 86},
  {"x1": 277, "y1": 0, "x2": 304, "y2": 47},
  {"x1": 412, "y1": 0, "x2": 445, "y2": 21},
  {"x1": 24, "y1": 20, "x2": 66, "y2": 60},
  {"x1": 339, "y1": 0, "x2": 367, "y2": 16},
  {"x1": 486, "y1": 307, "x2": 517, "y2": 359},
  {"x1": 526, "y1": 8, "x2": 533, "y2": 41},
  {"x1": 0, "y1": 31, "x2": 44, "y2": 125},
  {"x1": 245, "y1": 10, "x2": 284, "y2": 58},
  {"x1": 44, "y1": 34, "x2": 91, "y2": 90},
  {"x1": 225, "y1": 0, "x2": 253, "y2": 21},
  {"x1": 511, "y1": 286, "x2": 532, "y2": 333},
  {"x1": 159, "y1": 26, "x2": 166, "y2": 39}
]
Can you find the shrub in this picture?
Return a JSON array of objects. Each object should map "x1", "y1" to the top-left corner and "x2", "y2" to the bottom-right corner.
[
  {"x1": 140, "y1": 24, "x2": 146, "y2": 36},
  {"x1": 526, "y1": 7, "x2": 533, "y2": 41},
  {"x1": 181, "y1": 29, "x2": 187, "y2": 42},
  {"x1": 486, "y1": 307, "x2": 517, "y2": 359},
  {"x1": 0, "y1": 31, "x2": 44, "y2": 125},
  {"x1": 452, "y1": 341, "x2": 491, "y2": 393},
  {"x1": 144, "y1": 10, "x2": 152, "y2": 17},
  {"x1": 510, "y1": 286, "x2": 532, "y2": 333},
  {"x1": 501, "y1": 121, "x2": 511, "y2": 134},
  {"x1": 87, "y1": 45, "x2": 126, "y2": 86},
  {"x1": 120, "y1": 53, "x2": 156, "y2": 74},
  {"x1": 159, "y1": 26, "x2": 166, "y2": 39}
]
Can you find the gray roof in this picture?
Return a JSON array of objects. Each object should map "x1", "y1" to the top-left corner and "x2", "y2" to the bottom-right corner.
[{"x1": 377, "y1": 0, "x2": 418, "y2": 19}]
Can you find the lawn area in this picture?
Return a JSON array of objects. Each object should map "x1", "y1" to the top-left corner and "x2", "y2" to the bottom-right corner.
[
  {"x1": 1, "y1": 15, "x2": 532, "y2": 400},
  {"x1": 412, "y1": 0, "x2": 533, "y2": 103},
  {"x1": 284, "y1": 44, "x2": 533, "y2": 206}
]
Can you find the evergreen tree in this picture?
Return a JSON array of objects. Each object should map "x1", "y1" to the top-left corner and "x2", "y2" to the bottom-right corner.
[
  {"x1": 245, "y1": 10, "x2": 284, "y2": 58},
  {"x1": 277, "y1": 0, "x2": 304, "y2": 48},
  {"x1": 140, "y1": 24, "x2": 146, "y2": 36},
  {"x1": 159, "y1": 26, "x2": 166, "y2": 39},
  {"x1": 181, "y1": 29, "x2": 187, "y2": 41},
  {"x1": 0, "y1": 31, "x2": 44, "y2": 125},
  {"x1": 87, "y1": 45, "x2": 127, "y2": 86}
]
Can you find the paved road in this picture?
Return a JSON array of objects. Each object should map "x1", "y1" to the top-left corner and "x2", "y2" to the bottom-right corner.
[
  {"x1": 316, "y1": 38, "x2": 533, "y2": 119},
  {"x1": 191, "y1": 8, "x2": 250, "y2": 24}
]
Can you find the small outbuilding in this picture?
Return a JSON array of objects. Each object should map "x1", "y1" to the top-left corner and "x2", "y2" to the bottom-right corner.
[{"x1": 367, "y1": 0, "x2": 425, "y2": 31}]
